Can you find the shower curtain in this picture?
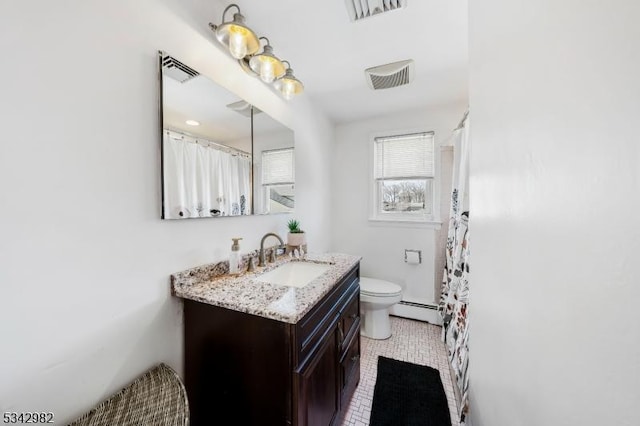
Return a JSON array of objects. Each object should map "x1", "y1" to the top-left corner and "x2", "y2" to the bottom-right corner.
[
  {"x1": 163, "y1": 131, "x2": 251, "y2": 218},
  {"x1": 439, "y1": 114, "x2": 470, "y2": 424}
]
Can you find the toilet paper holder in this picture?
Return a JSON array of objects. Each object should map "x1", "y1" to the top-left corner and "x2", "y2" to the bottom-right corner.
[{"x1": 404, "y1": 249, "x2": 422, "y2": 264}]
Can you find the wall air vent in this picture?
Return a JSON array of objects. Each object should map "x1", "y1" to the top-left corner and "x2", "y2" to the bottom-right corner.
[
  {"x1": 162, "y1": 55, "x2": 199, "y2": 83},
  {"x1": 344, "y1": 0, "x2": 407, "y2": 22},
  {"x1": 365, "y1": 59, "x2": 414, "y2": 90}
]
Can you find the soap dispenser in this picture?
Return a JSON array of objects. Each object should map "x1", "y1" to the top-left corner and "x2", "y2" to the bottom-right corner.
[{"x1": 229, "y1": 238, "x2": 243, "y2": 275}]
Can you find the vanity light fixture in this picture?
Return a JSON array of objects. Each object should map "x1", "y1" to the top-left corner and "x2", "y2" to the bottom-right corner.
[
  {"x1": 274, "y1": 62, "x2": 304, "y2": 100},
  {"x1": 185, "y1": 120, "x2": 200, "y2": 126},
  {"x1": 249, "y1": 37, "x2": 286, "y2": 84},
  {"x1": 209, "y1": 4, "x2": 304, "y2": 100},
  {"x1": 209, "y1": 4, "x2": 260, "y2": 60}
]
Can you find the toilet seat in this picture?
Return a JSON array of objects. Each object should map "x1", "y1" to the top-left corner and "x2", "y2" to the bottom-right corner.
[{"x1": 360, "y1": 277, "x2": 402, "y2": 297}]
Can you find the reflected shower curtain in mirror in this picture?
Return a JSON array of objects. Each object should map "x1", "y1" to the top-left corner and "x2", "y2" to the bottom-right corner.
[
  {"x1": 163, "y1": 131, "x2": 251, "y2": 218},
  {"x1": 439, "y1": 115, "x2": 470, "y2": 424}
]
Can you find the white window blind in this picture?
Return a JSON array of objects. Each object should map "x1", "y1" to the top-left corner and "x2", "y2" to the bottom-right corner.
[
  {"x1": 262, "y1": 148, "x2": 294, "y2": 185},
  {"x1": 374, "y1": 132, "x2": 435, "y2": 179}
]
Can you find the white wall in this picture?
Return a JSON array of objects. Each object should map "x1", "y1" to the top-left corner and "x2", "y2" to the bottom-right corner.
[
  {"x1": 0, "y1": 0, "x2": 333, "y2": 422},
  {"x1": 469, "y1": 1, "x2": 640, "y2": 425},
  {"x1": 331, "y1": 104, "x2": 466, "y2": 305}
]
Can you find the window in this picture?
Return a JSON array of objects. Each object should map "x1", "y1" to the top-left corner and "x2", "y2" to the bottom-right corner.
[
  {"x1": 372, "y1": 131, "x2": 436, "y2": 222},
  {"x1": 261, "y1": 148, "x2": 295, "y2": 213}
]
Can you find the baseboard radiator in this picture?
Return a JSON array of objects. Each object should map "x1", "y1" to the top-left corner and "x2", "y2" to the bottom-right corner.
[
  {"x1": 390, "y1": 300, "x2": 443, "y2": 325},
  {"x1": 398, "y1": 300, "x2": 439, "y2": 310}
]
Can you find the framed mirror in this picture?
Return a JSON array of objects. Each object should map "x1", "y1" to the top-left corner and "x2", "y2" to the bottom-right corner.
[{"x1": 158, "y1": 51, "x2": 295, "y2": 219}]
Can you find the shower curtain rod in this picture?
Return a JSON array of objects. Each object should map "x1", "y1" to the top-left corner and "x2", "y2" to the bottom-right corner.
[
  {"x1": 454, "y1": 109, "x2": 469, "y2": 131},
  {"x1": 165, "y1": 129, "x2": 251, "y2": 158}
]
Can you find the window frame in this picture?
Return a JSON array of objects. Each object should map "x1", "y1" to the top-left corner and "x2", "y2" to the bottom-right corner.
[{"x1": 369, "y1": 129, "x2": 441, "y2": 226}]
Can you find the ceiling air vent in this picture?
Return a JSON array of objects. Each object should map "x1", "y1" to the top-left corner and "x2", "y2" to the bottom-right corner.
[
  {"x1": 365, "y1": 59, "x2": 414, "y2": 90},
  {"x1": 344, "y1": 0, "x2": 407, "y2": 22},
  {"x1": 226, "y1": 100, "x2": 262, "y2": 118},
  {"x1": 162, "y1": 55, "x2": 199, "y2": 83}
]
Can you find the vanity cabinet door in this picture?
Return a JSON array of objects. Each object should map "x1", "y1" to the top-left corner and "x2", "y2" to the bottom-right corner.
[
  {"x1": 294, "y1": 326, "x2": 340, "y2": 426},
  {"x1": 339, "y1": 289, "x2": 360, "y2": 353},
  {"x1": 341, "y1": 295, "x2": 359, "y2": 338},
  {"x1": 338, "y1": 289, "x2": 361, "y2": 411}
]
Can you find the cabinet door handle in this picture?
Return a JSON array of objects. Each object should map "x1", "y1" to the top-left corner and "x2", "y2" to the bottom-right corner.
[{"x1": 338, "y1": 323, "x2": 344, "y2": 343}]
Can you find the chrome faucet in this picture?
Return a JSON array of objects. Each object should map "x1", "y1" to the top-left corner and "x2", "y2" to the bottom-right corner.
[{"x1": 259, "y1": 233, "x2": 285, "y2": 267}]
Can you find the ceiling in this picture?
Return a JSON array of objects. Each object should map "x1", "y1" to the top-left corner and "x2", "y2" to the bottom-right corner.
[
  {"x1": 164, "y1": 73, "x2": 252, "y2": 149},
  {"x1": 210, "y1": 0, "x2": 468, "y2": 123},
  {"x1": 163, "y1": 67, "x2": 290, "y2": 152}
]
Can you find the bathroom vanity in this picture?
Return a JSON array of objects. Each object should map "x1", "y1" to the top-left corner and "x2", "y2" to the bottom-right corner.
[{"x1": 172, "y1": 253, "x2": 361, "y2": 426}]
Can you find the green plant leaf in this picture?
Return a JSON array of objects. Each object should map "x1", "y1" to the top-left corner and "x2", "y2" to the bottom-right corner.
[{"x1": 287, "y1": 219, "x2": 301, "y2": 232}]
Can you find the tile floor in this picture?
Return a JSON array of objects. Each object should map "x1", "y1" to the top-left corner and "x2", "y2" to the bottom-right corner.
[{"x1": 340, "y1": 317, "x2": 459, "y2": 426}]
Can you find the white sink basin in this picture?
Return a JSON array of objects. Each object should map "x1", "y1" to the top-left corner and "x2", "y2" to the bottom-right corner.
[{"x1": 256, "y1": 262, "x2": 331, "y2": 288}]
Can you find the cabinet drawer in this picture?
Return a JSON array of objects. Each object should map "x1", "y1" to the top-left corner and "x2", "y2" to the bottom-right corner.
[
  {"x1": 296, "y1": 266, "x2": 359, "y2": 364},
  {"x1": 340, "y1": 289, "x2": 359, "y2": 349},
  {"x1": 340, "y1": 329, "x2": 360, "y2": 393}
]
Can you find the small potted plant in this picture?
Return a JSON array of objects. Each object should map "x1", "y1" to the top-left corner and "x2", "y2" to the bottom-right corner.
[{"x1": 287, "y1": 219, "x2": 306, "y2": 247}]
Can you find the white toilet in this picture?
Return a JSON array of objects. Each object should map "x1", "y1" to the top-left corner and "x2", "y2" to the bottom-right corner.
[{"x1": 359, "y1": 277, "x2": 403, "y2": 340}]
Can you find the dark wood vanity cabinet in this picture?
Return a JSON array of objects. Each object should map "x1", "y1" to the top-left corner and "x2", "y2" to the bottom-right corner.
[{"x1": 184, "y1": 264, "x2": 360, "y2": 426}]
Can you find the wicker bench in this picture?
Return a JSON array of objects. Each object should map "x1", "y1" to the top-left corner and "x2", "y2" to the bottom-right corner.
[{"x1": 69, "y1": 363, "x2": 189, "y2": 426}]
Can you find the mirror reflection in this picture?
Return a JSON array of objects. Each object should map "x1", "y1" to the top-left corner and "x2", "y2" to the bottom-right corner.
[
  {"x1": 161, "y1": 53, "x2": 252, "y2": 219},
  {"x1": 159, "y1": 52, "x2": 295, "y2": 219},
  {"x1": 253, "y1": 110, "x2": 295, "y2": 215}
]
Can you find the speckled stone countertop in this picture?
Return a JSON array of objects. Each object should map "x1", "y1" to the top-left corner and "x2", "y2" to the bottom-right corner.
[{"x1": 171, "y1": 253, "x2": 361, "y2": 324}]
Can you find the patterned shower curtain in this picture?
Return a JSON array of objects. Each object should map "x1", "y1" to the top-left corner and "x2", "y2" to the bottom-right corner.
[{"x1": 439, "y1": 114, "x2": 470, "y2": 424}]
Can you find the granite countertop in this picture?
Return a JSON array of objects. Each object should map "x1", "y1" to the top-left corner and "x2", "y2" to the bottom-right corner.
[{"x1": 171, "y1": 253, "x2": 361, "y2": 324}]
